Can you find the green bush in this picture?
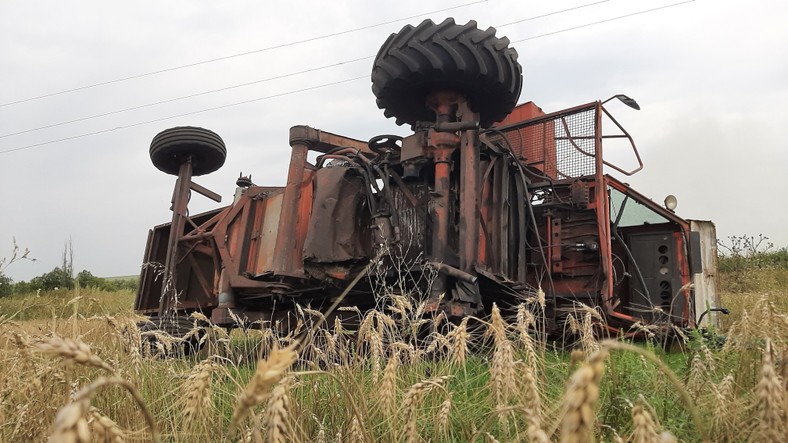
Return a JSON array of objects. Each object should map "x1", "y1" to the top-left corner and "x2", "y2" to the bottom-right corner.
[
  {"x1": 0, "y1": 273, "x2": 12, "y2": 297},
  {"x1": 717, "y1": 235, "x2": 788, "y2": 292}
]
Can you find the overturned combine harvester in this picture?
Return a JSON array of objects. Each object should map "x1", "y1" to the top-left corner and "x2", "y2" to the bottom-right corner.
[{"x1": 135, "y1": 18, "x2": 720, "y2": 341}]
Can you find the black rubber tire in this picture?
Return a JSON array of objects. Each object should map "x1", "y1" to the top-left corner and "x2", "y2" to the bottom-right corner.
[
  {"x1": 149, "y1": 126, "x2": 226, "y2": 176},
  {"x1": 371, "y1": 18, "x2": 522, "y2": 128},
  {"x1": 137, "y1": 315, "x2": 207, "y2": 357}
]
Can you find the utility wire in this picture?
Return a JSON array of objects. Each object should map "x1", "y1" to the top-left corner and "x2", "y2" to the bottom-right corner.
[
  {"x1": 0, "y1": 77, "x2": 366, "y2": 154},
  {"x1": 0, "y1": 0, "x2": 487, "y2": 107},
  {"x1": 1, "y1": 0, "x2": 608, "y2": 139},
  {"x1": 495, "y1": 0, "x2": 608, "y2": 28},
  {"x1": 0, "y1": 56, "x2": 373, "y2": 139},
  {"x1": 512, "y1": 0, "x2": 696, "y2": 43},
  {"x1": 0, "y1": 0, "x2": 695, "y2": 156}
]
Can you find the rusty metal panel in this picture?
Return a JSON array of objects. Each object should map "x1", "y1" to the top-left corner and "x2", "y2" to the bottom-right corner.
[
  {"x1": 504, "y1": 123, "x2": 558, "y2": 178},
  {"x1": 253, "y1": 192, "x2": 284, "y2": 274},
  {"x1": 303, "y1": 166, "x2": 369, "y2": 263},
  {"x1": 135, "y1": 228, "x2": 161, "y2": 312},
  {"x1": 497, "y1": 103, "x2": 598, "y2": 180},
  {"x1": 690, "y1": 220, "x2": 721, "y2": 328},
  {"x1": 391, "y1": 183, "x2": 429, "y2": 262}
]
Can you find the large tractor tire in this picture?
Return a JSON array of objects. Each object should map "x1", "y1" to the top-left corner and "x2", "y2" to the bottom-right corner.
[
  {"x1": 371, "y1": 18, "x2": 522, "y2": 128},
  {"x1": 150, "y1": 126, "x2": 226, "y2": 176}
]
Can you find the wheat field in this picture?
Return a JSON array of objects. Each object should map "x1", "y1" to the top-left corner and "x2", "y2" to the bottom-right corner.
[{"x1": 0, "y1": 276, "x2": 786, "y2": 442}]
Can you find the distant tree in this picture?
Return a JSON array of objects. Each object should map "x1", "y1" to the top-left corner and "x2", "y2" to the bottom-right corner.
[
  {"x1": 11, "y1": 280, "x2": 34, "y2": 295},
  {"x1": 32, "y1": 267, "x2": 74, "y2": 291},
  {"x1": 76, "y1": 269, "x2": 105, "y2": 289},
  {"x1": 0, "y1": 273, "x2": 12, "y2": 297}
]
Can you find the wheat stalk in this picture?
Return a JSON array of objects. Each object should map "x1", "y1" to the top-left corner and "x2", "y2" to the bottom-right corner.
[
  {"x1": 316, "y1": 426, "x2": 327, "y2": 443},
  {"x1": 525, "y1": 410, "x2": 549, "y2": 443},
  {"x1": 264, "y1": 379, "x2": 292, "y2": 443},
  {"x1": 118, "y1": 319, "x2": 142, "y2": 371},
  {"x1": 347, "y1": 415, "x2": 364, "y2": 443},
  {"x1": 629, "y1": 401, "x2": 660, "y2": 443},
  {"x1": 436, "y1": 392, "x2": 452, "y2": 438},
  {"x1": 48, "y1": 377, "x2": 158, "y2": 443},
  {"x1": 516, "y1": 304, "x2": 539, "y2": 368},
  {"x1": 752, "y1": 338, "x2": 786, "y2": 441},
  {"x1": 580, "y1": 312, "x2": 599, "y2": 353},
  {"x1": 49, "y1": 397, "x2": 91, "y2": 443},
  {"x1": 378, "y1": 351, "x2": 400, "y2": 418},
  {"x1": 488, "y1": 304, "x2": 518, "y2": 411},
  {"x1": 34, "y1": 335, "x2": 115, "y2": 373},
  {"x1": 685, "y1": 353, "x2": 708, "y2": 397},
  {"x1": 519, "y1": 361, "x2": 542, "y2": 426},
  {"x1": 89, "y1": 406, "x2": 125, "y2": 443},
  {"x1": 447, "y1": 317, "x2": 470, "y2": 366},
  {"x1": 402, "y1": 376, "x2": 449, "y2": 443},
  {"x1": 708, "y1": 374, "x2": 735, "y2": 437},
  {"x1": 181, "y1": 357, "x2": 220, "y2": 430},
  {"x1": 558, "y1": 348, "x2": 608, "y2": 443},
  {"x1": 232, "y1": 346, "x2": 298, "y2": 427},
  {"x1": 368, "y1": 328, "x2": 384, "y2": 383}
]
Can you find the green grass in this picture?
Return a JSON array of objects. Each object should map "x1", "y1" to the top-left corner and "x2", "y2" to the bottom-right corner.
[
  {"x1": 103, "y1": 274, "x2": 139, "y2": 282},
  {"x1": 0, "y1": 287, "x2": 135, "y2": 321},
  {"x1": 1, "y1": 266, "x2": 785, "y2": 441}
]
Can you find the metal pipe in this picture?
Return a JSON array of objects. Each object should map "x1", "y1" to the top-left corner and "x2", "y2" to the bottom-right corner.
[
  {"x1": 159, "y1": 158, "x2": 193, "y2": 316},
  {"x1": 432, "y1": 158, "x2": 452, "y2": 269},
  {"x1": 272, "y1": 138, "x2": 310, "y2": 275},
  {"x1": 428, "y1": 261, "x2": 478, "y2": 283},
  {"x1": 458, "y1": 101, "x2": 480, "y2": 273}
]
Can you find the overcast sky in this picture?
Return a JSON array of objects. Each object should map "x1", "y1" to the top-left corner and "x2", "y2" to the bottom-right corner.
[{"x1": 1, "y1": 0, "x2": 786, "y2": 282}]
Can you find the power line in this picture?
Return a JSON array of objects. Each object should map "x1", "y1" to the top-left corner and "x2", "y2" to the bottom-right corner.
[
  {"x1": 495, "y1": 0, "x2": 608, "y2": 28},
  {"x1": 0, "y1": 77, "x2": 366, "y2": 155},
  {"x1": 512, "y1": 0, "x2": 696, "y2": 43},
  {"x1": 0, "y1": 0, "x2": 488, "y2": 108},
  {"x1": 0, "y1": 0, "x2": 695, "y2": 156},
  {"x1": 1, "y1": 0, "x2": 608, "y2": 139},
  {"x1": 0, "y1": 56, "x2": 373, "y2": 139}
]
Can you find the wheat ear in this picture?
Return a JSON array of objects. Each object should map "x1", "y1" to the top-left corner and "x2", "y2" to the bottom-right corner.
[
  {"x1": 558, "y1": 349, "x2": 608, "y2": 443},
  {"x1": 630, "y1": 401, "x2": 660, "y2": 443},
  {"x1": 402, "y1": 376, "x2": 449, "y2": 443},
  {"x1": 50, "y1": 398, "x2": 91, "y2": 443},
  {"x1": 753, "y1": 339, "x2": 786, "y2": 441},
  {"x1": 264, "y1": 379, "x2": 292, "y2": 443},
  {"x1": 232, "y1": 346, "x2": 298, "y2": 427},
  {"x1": 34, "y1": 335, "x2": 115, "y2": 373},
  {"x1": 378, "y1": 351, "x2": 400, "y2": 417},
  {"x1": 49, "y1": 377, "x2": 158, "y2": 443},
  {"x1": 89, "y1": 406, "x2": 125, "y2": 443},
  {"x1": 181, "y1": 358, "x2": 220, "y2": 429}
]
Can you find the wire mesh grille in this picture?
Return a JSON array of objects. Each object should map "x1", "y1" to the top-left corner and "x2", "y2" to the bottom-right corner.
[{"x1": 501, "y1": 105, "x2": 598, "y2": 179}]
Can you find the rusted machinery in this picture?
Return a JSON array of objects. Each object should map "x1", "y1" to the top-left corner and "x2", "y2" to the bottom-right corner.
[{"x1": 135, "y1": 18, "x2": 720, "y2": 339}]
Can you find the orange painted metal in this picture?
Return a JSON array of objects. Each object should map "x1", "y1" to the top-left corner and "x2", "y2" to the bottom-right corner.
[
  {"x1": 458, "y1": 99, "x2": 481, "y2": 273},
  {"x1": 272, "y1": 141, "x2": 310, "y2": 277},
  {"x1": 136, "y1": 96, "x2": 706, "y2": 334}
]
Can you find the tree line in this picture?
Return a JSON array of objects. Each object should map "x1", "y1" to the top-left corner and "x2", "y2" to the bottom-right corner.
[{"x1": 0, "y1": 239, "x2": 138, "y2": 297}]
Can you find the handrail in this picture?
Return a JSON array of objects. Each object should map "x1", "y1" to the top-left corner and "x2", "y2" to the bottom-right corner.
[{"x1": 599, "y1": 104, "x2": 644, "y2": 176}]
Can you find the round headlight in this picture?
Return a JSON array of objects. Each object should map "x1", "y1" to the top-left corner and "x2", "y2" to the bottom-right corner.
[{"x1": 664, "y1": 194, "x2": 678, "y2": 211}]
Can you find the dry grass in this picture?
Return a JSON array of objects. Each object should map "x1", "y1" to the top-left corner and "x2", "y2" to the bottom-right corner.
[{"x1": 0, "y1": 280, "x2": 786, "y2": 442}]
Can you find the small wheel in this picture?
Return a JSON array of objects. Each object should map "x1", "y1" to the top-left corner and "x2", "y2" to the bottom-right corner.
[
  {"x1": 150, "y1": 126, "x2": 226, "y2": 176},
  {"x1": 371, "y1": 18, "x2": 522, "y2": 128},
  {"x1": 368, "y1": 134, "x2": 403, "y2": 154},
  {"x1": 137, "y1": 315, "x2": 207, "y2": 357}
]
